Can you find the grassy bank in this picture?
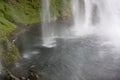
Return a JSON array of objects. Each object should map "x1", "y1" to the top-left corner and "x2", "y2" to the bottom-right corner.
[
  {"x1": 0, "y1": 16, "x2": 21, "y2": 66},
  {"x1": 0, "y1": 0, "x2": 71, "y2": 66}
]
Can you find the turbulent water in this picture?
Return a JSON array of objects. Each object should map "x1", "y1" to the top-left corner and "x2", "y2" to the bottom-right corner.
[
  {"x1": 2, "y1": 0, "x2": 120, "y2": 80},
  {"x1": 94, "y1": 0, "x2": 120, "y2": 48},
  {"x1": 70, "y1": 0, "x2": 120, "y2": 48},
  {"x1": 14, "y1": 24, "x2": 120, "y2": 80},
  {"x1": 41, "y1": 0, "x2": 56, "y2": 48},
  {"x1": 38, "y1": 0, "x2": 120, "y2": 80}
]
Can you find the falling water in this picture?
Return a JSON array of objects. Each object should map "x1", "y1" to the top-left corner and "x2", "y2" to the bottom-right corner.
[
  {"x1": 70, "y1": 0, "x2": 94, "y2": 36},
  {"x1": 41, "y1": 0, "x2": 56, "y2": 48},
  {"x1": 71, "y1": 0, "x2": 82, "y2": 26},
  {"x1": 93, "y1": 0, "x2": 120, "y2": 49},
  {"x1": 7, "y1": 0, "x2": 120, "y2": 80},
  {"x1": 70, "y1": 0, "x2": 120, "y2": 48}
]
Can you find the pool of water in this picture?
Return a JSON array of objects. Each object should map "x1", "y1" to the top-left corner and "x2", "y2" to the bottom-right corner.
[{"x1": 4, "y1": 21, "x2": 120, "y2": 80}]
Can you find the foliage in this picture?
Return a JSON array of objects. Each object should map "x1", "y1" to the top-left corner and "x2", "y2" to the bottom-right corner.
[
  {"x1": 0, "y1": 1, "x2": 21, "y2": 66},
  {"x1": 50, "y1": 0, "x2": 71, "y2": 20},
  {"x1": 1, "y1": 39, "x2": 21, "y2": 66},
  {"x1": 0, "y1": 17, "x2": 16, "y2": 39},
  {"x1": 0, "y1": 0, "x2": 71, "y2": 24},
  {"x1": 50, "y1": 0, "x2": 63, "y2": 18},
  {"x1": 0, "y1": 0, "x2": 71, "y2": 66},
  {"x1": 4, "y1": 0, "x2": 41, "y2": 25}
]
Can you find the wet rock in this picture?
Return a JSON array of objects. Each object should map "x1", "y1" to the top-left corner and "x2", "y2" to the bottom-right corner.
[
  {"x1": 5, "y1": 70, "x2": 19, "y2": 80},
  {"x1": 27, "y1": 69, "x2": 41, "y2": 80}
]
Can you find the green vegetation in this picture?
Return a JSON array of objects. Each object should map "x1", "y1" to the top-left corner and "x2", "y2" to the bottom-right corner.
[
  {"x1": 50, "y1": 0, "x2": 64, "y2": 18},
  {"x1": 0, "y1": 38, "x2": 21, "y2": 66},
  {"x1": 0, "y1": 0, "x2": 40, "y2": 25},
  {"x1": 0, "y1": 17, "x2": 16, "y2": 39},
  {"x1": 0, "y1": 0, "x2": 71, "y2": 66},
  {"x1": 0, "y1": 16, "x2": 20, "y2": 66},
  {"x1": 0, "y1": 0, "x2": 70, "y2": 25},
  {"x1": 50, "y1": 0, "x2": 71, "y2": 20}
]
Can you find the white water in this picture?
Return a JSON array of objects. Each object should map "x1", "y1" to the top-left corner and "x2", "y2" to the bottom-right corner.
[
  {"x1": 41, "y1": 0, "x2": 120, "y2": 49},
  {"x1": 41, "y1": 0, "x2": 56, "y2": 48},
  {"x1": 71, "y1": 0, "x2": 120, "y2": 49},
  {"x1": 94, "y1": 0, "x2": 120, "y2": 49},
  {"x1": 70, "y1": 0, "x2": 94, "y2": 37}
]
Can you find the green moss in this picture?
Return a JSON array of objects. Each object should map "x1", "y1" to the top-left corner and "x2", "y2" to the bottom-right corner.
[
  {"x1": 5, "y1": 0, "x2": 41, "y2": 25},
  {"x1": 1, "y1": 39, "x2": 21, "y2": 66},
  {"x1": 0, "y1": 13, "x2": 20, "y2": 66},
  {"x1": 0, "y1": 0, "x2": 71, "y2": 25},
  {"x1": 50, "y1": 0, "x2": 64, "y2": 17},
  {"x1": 0, "y1": 17, "x2": 17, "y2": 40},
  {"x1": 0, "y1": 0, "x2": 71, "y2": 67},
  {"x1": 50, "y1": 0, "x2": 71, "y2": 20}
]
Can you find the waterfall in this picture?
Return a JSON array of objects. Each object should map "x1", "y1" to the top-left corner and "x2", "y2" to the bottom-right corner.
[
  {"x1": 70, "y1": 0, "x2": 120, "y2": 48},
  {"x1": 70, "y1": 0, "x2": 94, "y2": 36},
  {"x1": 71, "y1": 0, "x2": 82, "y2": 26},
  {"x1": 94, "y1": 0, "x2": 120, "y2": 48},
  {"x1": 41, "y1": 0, "x2": 56, "y2": 48},
  {"x1": 40, "y1": 0, "x2": 120, "y2": 48}
]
